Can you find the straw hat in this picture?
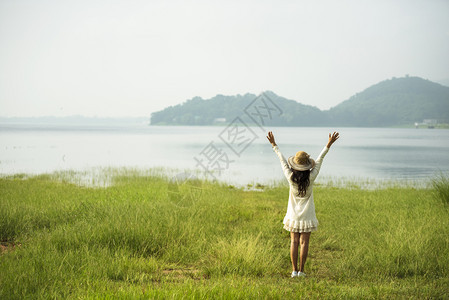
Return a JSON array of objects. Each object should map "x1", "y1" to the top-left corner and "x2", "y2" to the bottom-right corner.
[{"x1": 288, "y1": 151, "x2": 315, "y2": 171}]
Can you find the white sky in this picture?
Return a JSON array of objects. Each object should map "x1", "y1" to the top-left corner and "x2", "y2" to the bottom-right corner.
[{"x1": 1, "y1": 0, "x2": 448, "y2": 117}]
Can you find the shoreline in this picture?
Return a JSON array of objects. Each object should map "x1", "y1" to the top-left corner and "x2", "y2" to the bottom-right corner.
[
  {"x1": 2, "y1": 119, "x2": 449, "y2": 129},
  {"x1": 0, "y1": 167, "x2": 435, "y2": 190}
]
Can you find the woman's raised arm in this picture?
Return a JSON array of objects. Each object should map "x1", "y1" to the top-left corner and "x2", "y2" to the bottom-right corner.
[
  {"x1": 266, "y1": 131, "x2": 277, "y2": 147},
  {"x1": 326, "y1": 132, "x2": 340, "y2": 148}
]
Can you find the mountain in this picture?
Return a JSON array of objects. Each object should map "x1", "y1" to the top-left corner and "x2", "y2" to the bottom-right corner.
[
  {"x1": 150, "y1": 92, "x2": 325, "y2": 126},
  {"x1": 150, "y1": 76, "x2": 449, "y2": 127},
  {"x1": 326, "y1": 76, "x2": 449, "y2": 126}
]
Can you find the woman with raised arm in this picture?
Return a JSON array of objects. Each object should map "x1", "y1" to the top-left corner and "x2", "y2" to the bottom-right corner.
[{"x1": 267, "y1": 131, "x2": 339, "y2": 278}]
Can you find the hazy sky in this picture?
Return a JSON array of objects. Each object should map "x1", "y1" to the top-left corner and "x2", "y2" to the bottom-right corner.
[{"x1": 1, "y1": 0, "x2": 448, "y2": 117}]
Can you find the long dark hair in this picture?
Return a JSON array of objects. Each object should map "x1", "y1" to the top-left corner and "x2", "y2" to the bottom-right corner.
[{"x1": 291, "y1": 169, "x2": 310, "y2": 197}]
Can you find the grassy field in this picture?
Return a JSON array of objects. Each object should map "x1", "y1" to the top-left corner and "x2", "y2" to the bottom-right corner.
[{"x1": 1, "y1": 171, "x2": 449, "y2": 299}]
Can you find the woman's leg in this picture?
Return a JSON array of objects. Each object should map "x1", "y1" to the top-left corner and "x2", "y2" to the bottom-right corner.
[
  {"x1": 299, "y1": 232, "x2": 311, "y2": 273},
  {"x1": 290, "y1": 232, "x2": 300, "y2": 271}
]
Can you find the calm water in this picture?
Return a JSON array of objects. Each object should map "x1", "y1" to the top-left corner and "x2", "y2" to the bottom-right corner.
[{"x1": 1, "y1": 124, "x2": 449, "y2": 185}]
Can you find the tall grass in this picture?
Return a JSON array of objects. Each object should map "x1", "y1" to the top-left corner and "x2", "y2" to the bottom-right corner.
[
  {"x1": 432, "y1": 174, "x2": 449, "y2": 205},
  {"x1": 1, "y1": 171, "x2": 448, "y2": 299}
]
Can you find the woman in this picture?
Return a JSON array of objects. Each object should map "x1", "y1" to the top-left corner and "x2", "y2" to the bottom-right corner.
[{"x1": 266, "y1": 131, "x2": 339, "y2": 277}]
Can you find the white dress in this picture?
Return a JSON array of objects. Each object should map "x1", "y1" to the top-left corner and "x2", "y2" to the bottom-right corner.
[{"x1": 272, "y1": 145, "x2": 329, "y2": 233}]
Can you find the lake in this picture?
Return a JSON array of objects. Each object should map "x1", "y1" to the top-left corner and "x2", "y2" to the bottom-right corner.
[{"x1": 1, "y1": 123, "x2": 448, "y2": 186}]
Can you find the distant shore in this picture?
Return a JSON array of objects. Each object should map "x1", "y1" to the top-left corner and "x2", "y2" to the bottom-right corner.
[{"x1": 1, "y1": 116, "x2": 448, "y2": 129}]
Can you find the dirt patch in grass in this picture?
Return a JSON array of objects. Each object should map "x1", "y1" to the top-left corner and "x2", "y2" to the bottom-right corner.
[{"x1": 0, "y1": 241, "x2": 21, "y2": 254}]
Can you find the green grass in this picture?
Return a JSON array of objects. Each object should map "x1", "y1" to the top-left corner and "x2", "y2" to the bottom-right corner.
[
  {"x1": 1, "y1": 171, "x2": 449, "y2": 299},
  {"x1": 433, "y1": 174, "x2": 449, "y2": 205}
]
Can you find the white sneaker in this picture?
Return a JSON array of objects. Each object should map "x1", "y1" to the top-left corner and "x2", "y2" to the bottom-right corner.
[
  {"x1": 297, "y1": 271, "x2": 306, "y2": 277},
  {"x1": 291, "y1": 271, "x2": 298, "y2": 278}
]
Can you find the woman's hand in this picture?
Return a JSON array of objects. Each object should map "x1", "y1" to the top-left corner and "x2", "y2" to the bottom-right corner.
[
  {"x1": 266, "y1": 131, "x2": 277, "y2": 147},
  {"x1": 327, "y1": 131, "x2": 340, "y2": 148}
]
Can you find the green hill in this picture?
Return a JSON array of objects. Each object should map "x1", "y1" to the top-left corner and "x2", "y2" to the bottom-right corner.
[
  {"x1": 327, "y1": 76, "x2": 449, "y2": 126},
  {"x1": 150, "y1": 76, "x2": 449, "y2": 127},
  {"x1": 150, "y1": 92, "x2": 326, "y2": 126}
]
